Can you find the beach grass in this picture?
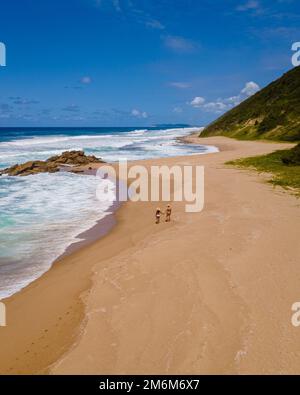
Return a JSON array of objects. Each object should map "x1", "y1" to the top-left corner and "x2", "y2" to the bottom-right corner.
[{"x1": 226, "y1": 148, "x2": 300, "y2": 195}]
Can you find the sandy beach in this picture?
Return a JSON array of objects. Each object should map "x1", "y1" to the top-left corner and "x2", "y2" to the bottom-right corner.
[{"x1": 1, "y1": 136, "x2": 300, "y2": 374}]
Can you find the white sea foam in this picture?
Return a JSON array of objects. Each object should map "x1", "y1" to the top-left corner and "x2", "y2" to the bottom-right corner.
[
  {"x1": 0, "y1": 172, "x2": 115, "y2": 298},
  {"x1": 0, "y1": 126, "x2": 217, "y2": 298},
  {"x1": 0, "y1": 127, "x2": 203, "y2": 168}
]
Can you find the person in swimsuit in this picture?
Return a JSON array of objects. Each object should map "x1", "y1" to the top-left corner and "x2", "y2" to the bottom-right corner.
[
  {"x1": 155, "y1": 207, "x2": 163, "y2": 224},
  {"x1": 165, "y1": 204, "x2": 172, "y2": 222}
]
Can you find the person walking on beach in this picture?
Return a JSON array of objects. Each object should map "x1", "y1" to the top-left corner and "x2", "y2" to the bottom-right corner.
[
  {"x1": 165, "y1": 204, "x2": 172, "y2": 222},
  {"x1": 155, "y1": 207, "x2": 164, "y2": 224}
]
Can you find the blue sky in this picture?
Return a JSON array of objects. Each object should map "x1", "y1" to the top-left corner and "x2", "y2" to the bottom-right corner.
[{"x1": 0, "y1": 0, "x2": 299, "y2": 127}]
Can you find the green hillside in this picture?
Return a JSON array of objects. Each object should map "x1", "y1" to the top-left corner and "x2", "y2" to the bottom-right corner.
[{"x1": 201, "y1": 66, "x2": 300, "y2": 142}]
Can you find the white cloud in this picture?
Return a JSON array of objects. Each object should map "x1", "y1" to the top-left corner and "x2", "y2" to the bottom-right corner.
[
  {"x1": 170, "y1": 82, "x2": 190, "y2": 89},
  {"x1": 80, "y1": 76, "x2": 92, "y2": 84},
  {"x1": 236, "y1": 0, "x2": 260, "y2": 11},
  {"x1": 112, "y1": 0, "x2": 121, "y2": 12},
  {"x1": 189, "y1": 81, "x2": 260, "y2": 114},
  {"x1": 241, "y1": 81, "x2": 260, "y2": 96},
  {"x1": 173, "y1": 106, "x2": 183, "y2": 113},
  {"x1": 203, "y1": 101, "x2": 228, "y2": 113},
  {"x1": 95, "y1": 0, "x2": 121, "y2": 12},
  {"x1": 163, "y1": 35, "x2": 199, "y2": 53},
  {"x1": 62, "y1": 104, "x2": 81, "y2": 112},
  {"x1": 190, "y1": 96, "x2": 205, "y2": 107},
  {"x1": 145, "y1": 19, "x2": 165, "y2": 30},
  {"x1": 95, "y1": 1, "x2": 164, "y2": 30},
  {"x1": 131, "y1": 109, "x2": 148, "y2": 118},
  {"x1": 131, "y1": 109, "x2": 140, "y2": 116}
]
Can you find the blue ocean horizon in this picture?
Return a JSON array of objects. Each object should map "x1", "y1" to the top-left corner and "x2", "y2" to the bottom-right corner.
[
  {"x1": 0, "y1": 126, "x2": 193, "y2": 144},
  {"x1": 0, "y1": 126, "x2": 206, "y2": 168}
]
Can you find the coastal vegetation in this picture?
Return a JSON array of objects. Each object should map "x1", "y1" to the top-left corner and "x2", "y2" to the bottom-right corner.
[
  {"x1": 201, "y1": 66, "x2": 300, "y2": 142},
  {"x1": 227, "y1": 144, "x2": 300, "y2": 194},
  {"x1": 202, "y1": 66, "x2": 300, "y2": 194}
]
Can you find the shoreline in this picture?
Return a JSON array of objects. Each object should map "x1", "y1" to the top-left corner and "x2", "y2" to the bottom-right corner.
[
  {"x1": 0, "y1": 166, "x2": 120, "y2": 301},
  {"x1": 0, "y1": 130, "x2": 209, "y2": 300},
  {"x1": 61, "y1": 197, "x2": 121, "y2": 259},
  {"x1": 4, "y1": 134, "x2": 214, "y2": 298},
  {"x1": 1, "y1": 136, "x2": 299, "y2": 374}
]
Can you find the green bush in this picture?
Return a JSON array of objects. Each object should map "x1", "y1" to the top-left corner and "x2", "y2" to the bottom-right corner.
[{"x1": 281, "y1": 143, "x2": 300, "y2": 165}]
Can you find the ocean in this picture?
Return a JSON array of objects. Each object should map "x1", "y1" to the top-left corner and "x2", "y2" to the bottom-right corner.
[{"x1": 0, "y1": 126, "x2": 217, "y2": 298}]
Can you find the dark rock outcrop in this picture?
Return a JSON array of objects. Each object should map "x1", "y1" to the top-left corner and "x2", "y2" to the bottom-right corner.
[{"x1": 0, "y1": 150, "x2": 104, "y2": 176}]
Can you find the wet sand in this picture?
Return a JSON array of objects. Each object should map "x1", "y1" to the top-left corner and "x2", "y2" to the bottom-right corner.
[{"x1": 1, "y1": 136, "x2": 299, "y2": 374}]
